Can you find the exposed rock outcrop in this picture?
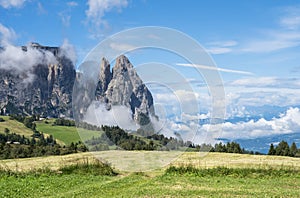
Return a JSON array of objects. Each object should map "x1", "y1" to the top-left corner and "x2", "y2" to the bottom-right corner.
[
  {"x1": 0, "y1": 43, "x2": 155, "y2": 127},
  {"x1": 95, "y1": 55, "x2": 155, "y2": 125},
  {"x1": 0, "y1": 43, "x2": 75, "y2": 117}
]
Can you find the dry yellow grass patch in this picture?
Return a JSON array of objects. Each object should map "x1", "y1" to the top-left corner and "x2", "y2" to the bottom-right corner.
[
  {"x1": 0, "y1": 116, "x2": 33, "y2": 138},
  {"x1": 171, "y1": 152, "x2": 300, "y2": 169},
  {"x1": 1, "y1": 151, "x2": 300, "y2": 173}
]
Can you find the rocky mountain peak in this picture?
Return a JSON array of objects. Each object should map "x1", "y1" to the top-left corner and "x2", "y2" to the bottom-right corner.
[
  {"x1": 96, "y1": 57, "x2": 112, "y2": 99},
  {"x1": 1, "y1": 43, "x2": 155, "y2": 129},
  {"x1": 113, "y1": 55, "x2": 133, "y2": 74},
  {"x1": 95, "y1": 55, "x2": 155, "y2": 126}
]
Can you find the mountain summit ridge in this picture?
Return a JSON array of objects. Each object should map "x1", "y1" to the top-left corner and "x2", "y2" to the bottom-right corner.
[{"x1": 95, "y1": 55, "x2": 155, "y2": 125}]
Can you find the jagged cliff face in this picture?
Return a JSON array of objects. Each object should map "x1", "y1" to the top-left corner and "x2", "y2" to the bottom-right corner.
[
  {"x1": 0, "y1": 45, "x2": 75, "y2": 117},
  {"x1": 0, "y1": 43, "x2": 155, "y2": 126},
  {"x1": 95, "y1": 55, "x2": 155, "y2": 125}
]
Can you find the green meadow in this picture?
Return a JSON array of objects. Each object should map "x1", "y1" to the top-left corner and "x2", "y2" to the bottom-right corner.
[{"x1": 0, "y1": 151, "x2": 300, "y2": 197}]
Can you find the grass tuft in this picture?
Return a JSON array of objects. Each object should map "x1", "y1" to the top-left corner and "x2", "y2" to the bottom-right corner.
[{"x1": 58, "y1": 158, "x2": 117, "y2": 176}]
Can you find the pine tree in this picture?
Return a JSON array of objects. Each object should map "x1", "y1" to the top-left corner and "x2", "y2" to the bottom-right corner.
[
  {"x1": 290, "y1": 142, "x2": 297, "y2": 157},
  {"x1": 275, "y1": 141, "x2": 290, "y2": 156},
  {"x1": 268, "y1": 143, "x2": 276, "y2": 155}
]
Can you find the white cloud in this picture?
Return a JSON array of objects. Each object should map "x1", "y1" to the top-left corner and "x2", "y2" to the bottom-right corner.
[
  {"x1": 83, "y1": 102, "x2": 139, "y2": 131},
  {"x1": 150, "y1": 75, "x2": 300, "y2": 119},
  {"x1": 279, "y1": 6, "x2": 300, "y2": 30},
  {"x1": 182, "y1": 112, "x2": 210, "y2": 121},
  {"x1": 229, "y1": 76, "x2": 300, "y2": 89},
  {"x1": 242, "y1": 33, "x2": 300, "y2": 53},
  {"x1": 0, "y1": 44, "x2": 57, "y2": 70},
  {"x1": 223, "y1": 76, "x2": 300, "y2": 118},
  {"x1": 0, "y1": 23, "x2": 17, "y2": 44},
  {"x1": 210, "y1": 107, "x2": 300, "y2": 139},
  {"x1": 241, "y1": 7, "x2": 300, "y2": 53},
  {"x1": 176, "y1": 63, "x2": 254, "y2": 75},
  {"x1": 0, "y1": 0, "x2": 25, "y2": 9},
  {"x1": 0, "y1": 44, "x2": 58, "y2": 83},
  {"x1": 206, "y1": 40, "x2": 237, "y2": 54},
  {"x1": 86, "y1": 0, "x2": 128, "y2": 19},
  {"x1": 85, "y1": 0, "x2": 128, "y2": 39},
  {"x1": 59, "y1": 39, "x2": 77, "y2": 64}
]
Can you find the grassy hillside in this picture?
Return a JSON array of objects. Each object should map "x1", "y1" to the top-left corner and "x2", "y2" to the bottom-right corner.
[
  {"x1": 35, "y1": 120, "x2": 102, "y2": 145},
  {"x1": 0, "y1": 116, "x2": 102, "y2": 145},
  {"x1": 0, "y1": 151, "x2": 299, "y2": 197},
  {"x1": 0, "y1": 116, "x2": 35, "y2": 139}
]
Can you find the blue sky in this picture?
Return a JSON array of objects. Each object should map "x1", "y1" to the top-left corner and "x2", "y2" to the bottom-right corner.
[
  {"x1": 1, "y1": 0, "x2": 300, "y2": 78},
  {"x1": 1, "y1": 0, "x2": 300, "y2": 146}
]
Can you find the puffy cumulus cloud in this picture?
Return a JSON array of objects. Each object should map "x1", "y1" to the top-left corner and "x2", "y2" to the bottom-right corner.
[
  {"x1": 59, "y1": 39, "x2": 77, "y2": 64},
  {"x1": 156, "y1": 106, "x2": 300, "y2": 143},
  {"x1": 181, "y1": 112, "x2": 210, "y2": 121},
  {"x1": 0, "y1": 0, "x2": 25, "y2": 9},
  {"x1": 85, "y1": 0, "x2": 128, "y2": 38},
  {"x1": 86, "y1": 0, "x2": 128, "y2": 20},
  {"x1": 205, "y1": 107, "x2": 300, "y2": 139}
]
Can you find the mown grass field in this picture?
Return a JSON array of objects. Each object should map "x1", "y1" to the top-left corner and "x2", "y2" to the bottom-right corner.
[
  {"x1": 1, "y1": 169, "x2": 299, "y2": 198},
  {"x1": 0, "y1": 151, "x2": 300, "y2": 197},
  {"x1": 35, "y1": 120, "x2": 102, "y2": 145}
]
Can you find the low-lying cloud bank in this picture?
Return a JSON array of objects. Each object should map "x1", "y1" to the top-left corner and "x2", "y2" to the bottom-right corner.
[
  {"x1": 83, "y1": 102, "x2": 140, "y2": 131},
  {"x1": 202, "y1": 107, "x2": 300, "y2": 140},
  {"x1": 0, "y1": 44, "x2": 58, "y2": 72}
]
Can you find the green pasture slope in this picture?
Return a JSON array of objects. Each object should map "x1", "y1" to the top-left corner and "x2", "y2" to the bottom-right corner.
[
  {"x1": 0, "y1": 116, "x2": 102, "y2": 145},
  {"x1": 35, "y1": 120, "x2": 102, "y2": 145},
  {"x1": 0, "y1": 152, "x2": 300, "y2": 197}
]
